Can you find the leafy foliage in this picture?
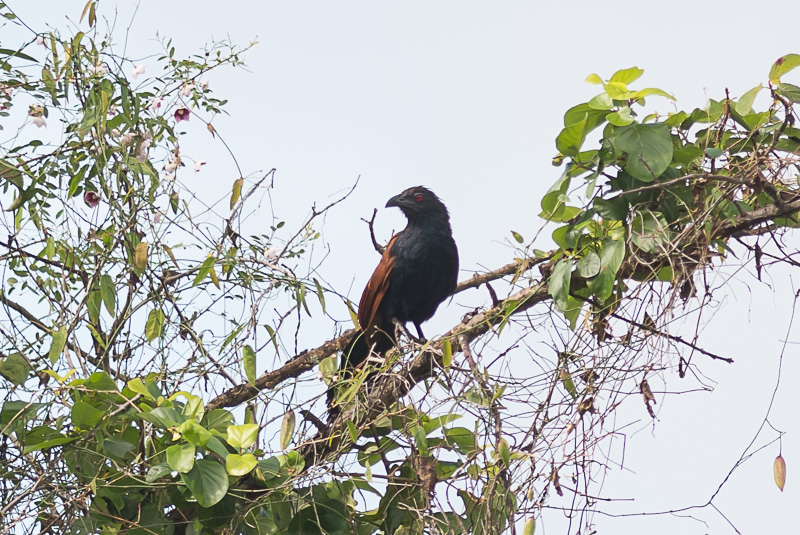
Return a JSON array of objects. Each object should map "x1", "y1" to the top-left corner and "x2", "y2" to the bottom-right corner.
[{"x1": 0, "y1": 4, "x2": 797, "y2": 535}]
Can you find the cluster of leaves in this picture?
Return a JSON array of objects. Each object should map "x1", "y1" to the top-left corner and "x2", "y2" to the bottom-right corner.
[{"x1": 543, "y1": 60, "x2": 800, "y2": 335}]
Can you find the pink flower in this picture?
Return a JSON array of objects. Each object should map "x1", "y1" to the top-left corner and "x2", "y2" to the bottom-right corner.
[
  {"x1": 93, "y1": 63, "x2": 108, "y2": 76},
  {"x1": 264, "y1": 246, "x2": 280, "y2": 260},
  {"x1": 29, "y1": 117, "x2": 46, "y2": 128},
  {"x1": 132, "y1": 65, "x2": 146, "y2": 79},
  {"x1": 180, "y1": 83, "x2": 194, "y2": 97},
  {"x1": 193, "y1": 161, "x2": 206, "y2": 173},
  {"x1": 35, "y1": 35, "x2": 46, "y2": 47},
  {"x1": 164, "y1": 159, "x2": 179, "y2": 173},
  {"x1": 174, "y1": 108, "x2": 190, "y2": 122},
  {"x1": 119, "y1": 132, "x2": 134, "y2": 145},
  {"x1": 162, "y1": 172, "x2": 175, "y2": 183},
  {"x1": 198, "y1": 80, "x2": 209, "y2": 91},
  {"x1": 149, "y1": 97, "x2": 164, "y2": 112},
  {"x1": 84, "y1": 191, "x2": 101, "y2": 208}
]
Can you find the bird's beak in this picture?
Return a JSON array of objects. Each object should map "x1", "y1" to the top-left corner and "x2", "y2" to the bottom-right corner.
[{"x1": 385, "y1": 194, "x2": 402, "y2": 208}]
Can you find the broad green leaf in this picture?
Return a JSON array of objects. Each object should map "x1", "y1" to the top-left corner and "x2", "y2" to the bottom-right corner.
[
  {"x1": 226, "y1": 453, "x2": 258, "y2": 476},
  {"x1": 776, "y1": 83, "x2": 800, "y2": 103},
  {"x1": 126, "y1": 377, "x2": 156, "y2": 400},
  {"x1": 167, "y1": 443, "x2": 196, "y2": 473},
  {"x1": 0, "y1": 353, "x2": 31, "y2": 385},
  {"x1": 600, "y1": 238, "x2": 625, "y2": 275},
  {"x1": 588, "y1": 93, "x2": 613, "y2": 110},
  {"x1": 593, "y1": 196, "x2": 628, "y2": 221},
  {"x1": 180, "y1": 420, "x2": 212, "y2": 447},
  {"x1": 576, "y1": 251, "x2": 601, "y2": 278},
  {"x1": 145, "y1": 309, "x2": 165, "y2": 342},
  {"x1": 243, "y1": 345, "x2": 256, "y2": 385},
  {"x1": 770, "y1": 54, "x2": 800, "y2": 84},
  {"x1": 610, "y1": 66, "x2": 644, "y2": 85},
  {"x1": 141, "y1": 407, "x2": 185, "y2": 429},
  {"x1": 181, "y1": 459, "x2": 228, "y2": 507},
  {"x1": 48, "y1": 327, "x2": 67, "y2": 365},
  {"x1": 606, "y1": 107, "x2": 634, "y2": 127},
  {"x1": 585, "y1": 73, "x2": 603, "y2": 85},
  {"x1": 71, "y1": 399, "x2": 105, "y2": 430},
  {"x1": 611, "y1": 123, "x2": 673, "y2": 182},
  {"x1": 227, "y1": 423, "x2": 259, "y2": 449},
  {"x1": 548, "y1": 259, "x2": 573, "y2": 311},
  {"x1": 588, "y1": 269, "x2": 615, "y2": 301},
  {"x1": 146, "y1": 463, "x2": 172, "y2": 483},
  {"x1": 734, "y1": 84, "x2": 763, "y2": 115},
  {"x1": 280, "y1": 411, "x2": 295, "y2": 450},
  {"x1": 705, "y1": 147, "x2": 724, "y2": 159}
]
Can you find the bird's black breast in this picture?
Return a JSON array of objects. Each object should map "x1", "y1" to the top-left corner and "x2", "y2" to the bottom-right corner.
[{"x1": 380, "y1": 225, "x2": 459, "y2": 325}]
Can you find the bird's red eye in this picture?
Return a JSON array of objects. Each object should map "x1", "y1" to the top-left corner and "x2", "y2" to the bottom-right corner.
[{"x1": 414, "y1": 193, "x2": 423, "y2": 202}]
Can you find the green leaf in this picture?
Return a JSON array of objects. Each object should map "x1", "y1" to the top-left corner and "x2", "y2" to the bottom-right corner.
[
  {"x1": 87, "y1": 290, "x2": 101, "y2": 325},
  {"x1": 313, "y1": 278, "x2": 326, "y2": 314},
  {"x1": 606, "y1": 107, "x2": 634, "y2": 127},
  {"x1": 0, "y1": 353, "x2": 31, "y2": 385},
  {"x1": 523, "y1": 517, "x2": 536, "y2": 535},
  {"x1": 145, "y1": 309, "x2": 165, "y2": 342},
  {"x1": 442, "y1": 339, "x2": 452, "y2": 368},
  {"x1": 167, "y1": 443, "x2": 196, "y2": 473},
  {"x1": 610, "y1": 66, "x2": 644, "y2": 85},
  {"x1": 776, "y1": 83, "x2": 800, "y2": 103},
  {"x1": 629, "y1": 87, "x2": 676, "y2": 101},
  {"x1": 611, "y1": 123, "x2": 673, "y2": 182},
  {"x1": 146, "y1": 463, "x2": 173, "y2": 483},
  {"x1": 576, "y1": 251, "x2": 601, "y2": 278},
  {"x1": 497, "y1": 438, "x2": 511, "y2": 466},
  {"x1": 180, "y1": 420, "x2": 213, "y2": 447},
  {"x1": 734, "y1": 84, "x2": 763, "y2": 115},
  {"x1": 48, "y1": 327, "x2": 67, "y2": 365},
  {"x1": 99, "y1": 274, "x2": 116, "y2": 315},
  {"x1": 585, "y1": 73, "x2": 603, "y2": 85},
  {"x1": 71, "y1": 399, "x2": 105, "y2": 430},
  {"x1": 243, "y1": 345, "x2": 256, "y2": 385},
  {"x1": 588, "y1": 93, "x2": 613, "y2": 110},
  {"x1": 230, "y1": 178, "x2": 243, "y2": 210},
  {"x1": 588, "y1": 269, "x2": 615, "y2": 301},
  {"x1": 770, "y1": 54, "x2": 800, "y2": 84},
  {"x1": 593, "y1": 196, "x2": 628, "y2": 221},
  {"x1": 511, "y1": 230, "x2": 524, "y2": 244},
  {"x1": 226, "y1": 453, "x2": 258, "y2": 476},
  {"x1": 548, "y1": 259, "x2": 573, "y2": 311},
  {"x1": 414, "y1": 425, "x2": 429, "y2": 457},
  {"x1": 227, "y1": 423, "x2": 259, "y2": 449},
  {"x1": 181, "y1": 459, "x2": 229, "y2": 508},
  {"x1": 280, "y1": 411, "x2": 295, "y2": 450},
  {"x1": 705, "y1": 147, "x2": 724, "y2": 159},
  {"x1": 600, "y1": 238, "x2": 625, "y2": 275},
  {"x1": 192, "y1": 256, "x2": 216, "y2": 286},
  {"x1": 560, "y1": 367, "x2": 578, "y2": 400}
]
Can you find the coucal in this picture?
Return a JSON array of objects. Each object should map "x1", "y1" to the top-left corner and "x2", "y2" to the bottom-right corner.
[{"x1": 329, "y1": 186, "x2": 459, "y2": 416}]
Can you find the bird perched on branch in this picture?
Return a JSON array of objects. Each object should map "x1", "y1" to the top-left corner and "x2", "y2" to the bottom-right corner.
[{"x1": 328, "y1": 186, "x2": 459, "y2": 416}]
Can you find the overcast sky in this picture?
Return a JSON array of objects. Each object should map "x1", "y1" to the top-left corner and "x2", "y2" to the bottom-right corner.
[{"x1": 9, "y1": 1, "x2": 800, "y2": 533}]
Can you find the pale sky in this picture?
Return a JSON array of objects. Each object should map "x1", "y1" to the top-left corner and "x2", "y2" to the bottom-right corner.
[{"x1": 8, "y1": 1, "x2": 800, "y2": 533}]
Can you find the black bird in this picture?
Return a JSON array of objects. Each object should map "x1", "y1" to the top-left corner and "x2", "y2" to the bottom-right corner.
[{"x1": 329, "y1": 186, "x2": 459, "y2": 415}]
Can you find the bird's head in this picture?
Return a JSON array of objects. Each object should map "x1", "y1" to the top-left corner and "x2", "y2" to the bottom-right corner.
[{"x1": 385, "y1": 186, "x2": 450, "y2": 225}]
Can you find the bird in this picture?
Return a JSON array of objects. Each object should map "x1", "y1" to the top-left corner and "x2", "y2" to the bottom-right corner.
[{"x1": 328, "y1": 186, "x2": 459, "y2": 416}]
